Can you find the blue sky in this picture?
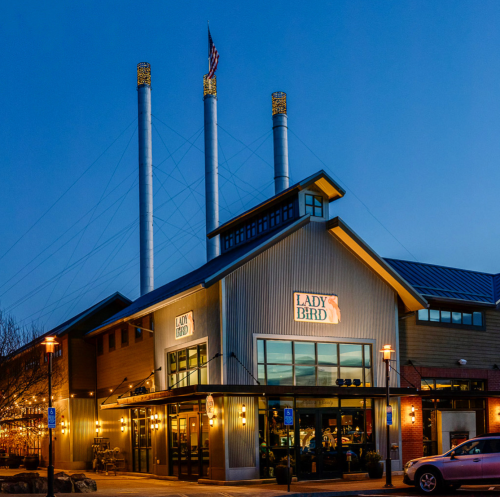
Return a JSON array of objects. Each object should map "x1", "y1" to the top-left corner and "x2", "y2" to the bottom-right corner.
[{"x1": 1, "y1": 1, "x2": 500, "y2": 330}]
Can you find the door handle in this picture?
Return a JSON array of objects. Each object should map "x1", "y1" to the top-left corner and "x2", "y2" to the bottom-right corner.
[{"x1": 473, "y1": 458, "x2": 481, "y2": 462}]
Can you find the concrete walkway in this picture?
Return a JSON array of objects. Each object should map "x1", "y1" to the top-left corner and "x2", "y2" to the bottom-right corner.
[{"x1": 1, "y1": 469, "x2": 499, "y2": 496}]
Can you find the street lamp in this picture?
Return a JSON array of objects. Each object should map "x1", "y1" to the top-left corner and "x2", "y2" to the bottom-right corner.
[
  {"x1": 380, "y1": 344, "x2": 395, "y2": 488},
  {"x1": 42, "y1": 336, "x2": 58, "y2": 497}
]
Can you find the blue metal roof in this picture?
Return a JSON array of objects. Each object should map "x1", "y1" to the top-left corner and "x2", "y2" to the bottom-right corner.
[
  {"x1": 385, "y1": 258, "x2": 500, "y2": 305},
  {"x1": 90, "y1": 217, "x2": 311, "y2": 334}
]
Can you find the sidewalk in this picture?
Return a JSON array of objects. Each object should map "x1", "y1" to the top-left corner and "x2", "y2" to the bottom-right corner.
[{"x1": 1, "y1": 469, "x2": 499, "y2": 497}]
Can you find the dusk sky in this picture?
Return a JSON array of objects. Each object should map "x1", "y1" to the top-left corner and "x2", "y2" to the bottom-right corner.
[{"x1": 2, "y1": 1, "x2": 500, "y2": 331}]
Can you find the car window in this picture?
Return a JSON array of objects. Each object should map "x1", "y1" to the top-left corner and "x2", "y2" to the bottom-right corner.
[
  {"x1": 483, "y1": 439, "x2": 500, "y2": 454},
  {"x1": 454, "y1": 440, "x2": 485, "y2": 455}
]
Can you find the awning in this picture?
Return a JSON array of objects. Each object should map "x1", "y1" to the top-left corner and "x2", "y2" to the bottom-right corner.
[{"x1": 100, "y1": 384, "x2": 420, "y2": 410}]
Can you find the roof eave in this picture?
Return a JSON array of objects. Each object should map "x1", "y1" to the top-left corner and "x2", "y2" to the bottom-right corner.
[
  {"x1": 87, "y1": 284, "x2": 205, "y2": 337},
  {"x1": 327, "y1": 217, "x2": 428, "y2": 312},
  {"x1": 207, "y1": 171, "x2": 345, "y2": 239}
]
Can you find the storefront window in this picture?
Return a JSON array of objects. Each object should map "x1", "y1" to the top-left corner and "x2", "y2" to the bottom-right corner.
[
  {"x1": 257, "y1": 339, "x2": 372, "y2": 387},
  {"x1": 258, "y1": 397, "x2": 374, "y2": 478},
  {"x1": 168, "y1": 343, "x2": 208, "y2": 388}
]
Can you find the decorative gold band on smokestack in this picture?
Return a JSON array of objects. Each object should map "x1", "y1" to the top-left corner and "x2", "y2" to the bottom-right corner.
[
  {"x1": 272, "y1": 91, "x2": 287, "y2": 115},
  {"x1": 137, "y1": 62, "x2": 151, "y2": 86},
  {"x1": 203, "y1": 74, "x2": 217, "y2": 97}
]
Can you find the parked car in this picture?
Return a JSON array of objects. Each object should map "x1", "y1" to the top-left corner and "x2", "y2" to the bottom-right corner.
[{"x1": 404, "y1": 434, "x2": 500, "y2": 494}]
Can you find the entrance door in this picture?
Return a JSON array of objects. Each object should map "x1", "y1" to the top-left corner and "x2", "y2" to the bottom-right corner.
[
  {"x1": 131, "y1": 408, "x2": 152, "y2": 473},
  {"x1": 296, "y1": 410, "x2": 342, "y2": 479},
  {"x1": 177, "y1": 413, "x2": 200, "y2": 480}
]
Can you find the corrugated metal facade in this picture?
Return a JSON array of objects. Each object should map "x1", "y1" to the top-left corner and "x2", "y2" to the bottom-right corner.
[
  {"x1": 154, "y1": 284, "x2": 221, "y2": 391},
  {"x1": 224, "y1": 222, "x2": 398, "y2": 389},
  {"x1": 226, "y1": 396, "x2": 256, "y2": 468},
  {"x1": 71, "y1": 398, "x2": 96, "y2": 464}
]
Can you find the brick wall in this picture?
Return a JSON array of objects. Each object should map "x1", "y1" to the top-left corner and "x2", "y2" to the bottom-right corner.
[
  {"x1": 399, "y1": 366, "x2": 500, "y2": 464},
  {"x1": 401, "y1": 396, "x2": 423, "y2": 464}
]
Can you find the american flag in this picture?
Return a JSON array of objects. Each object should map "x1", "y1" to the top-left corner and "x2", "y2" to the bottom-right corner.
[{"x1": 207, "y1": 27, "x2": 219, "y2": 79}]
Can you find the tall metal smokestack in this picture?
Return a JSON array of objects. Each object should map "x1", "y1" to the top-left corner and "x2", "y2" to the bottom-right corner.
[
  {"x1": 137, "y1": 62, "x2": 154, "y2": 295},
  {"x1": 204, "y1": 75, "x2": 220, "y2": 261},
  {"x1": 272, "y1": 91, "x2": 290, "y2": 194}
]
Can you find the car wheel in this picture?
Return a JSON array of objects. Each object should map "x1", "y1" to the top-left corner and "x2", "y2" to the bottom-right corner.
[{"x1": 417, "y1": 469, "x2": 441, "y2": 494}]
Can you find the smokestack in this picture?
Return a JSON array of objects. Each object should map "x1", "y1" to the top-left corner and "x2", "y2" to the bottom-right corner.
[
  {"x1": 272, "y1": 91, "x2": 290, "y2": 194},
  {"x1": 137, "y1": 62, "x2": 154, "y2": 295},
  {"x1": 204, "y1": 75, "x2": 220, "y2": 261}
]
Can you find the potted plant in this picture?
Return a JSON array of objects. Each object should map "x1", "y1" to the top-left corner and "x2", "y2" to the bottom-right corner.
[
  {"x1": 275, "y1": 464, "x2": 291, "y2": 485},
  {"x1": 8, "y1": 453, "x2": 23, "y2": 469},
  {"x1": 364, "y1": 450, "x2": 383, "y2": 479},
  {"x1": 23, "y1": 453, "x2": 40, "y2": 470}
]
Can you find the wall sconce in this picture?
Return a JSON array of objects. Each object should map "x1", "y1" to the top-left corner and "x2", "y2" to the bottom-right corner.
[
  {"x1": 95, "y1": 420, "x2": 100, "y2": 434},
  {"x1": 409, "y1": 405, "x2": 416, "y2": 424},
  {"x1": 241, "y1": 404, "x2": 246, "y2": 426},
  {"x1": 120, "y1": 417, "x2": 126, "y2": 432},
  {"x1": 209, "y1": 418, "x2": 214, "y2": 427},
  {"x1": 61, "y1": 416, "x2": 65, "y2": 434}
]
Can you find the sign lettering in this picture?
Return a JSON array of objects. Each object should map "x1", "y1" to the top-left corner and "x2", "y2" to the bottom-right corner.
[
  {"x1": 294, "y1": 292, "x2": 341, "y2": 324},
  {"x1": 175, "y1": 311, "x2": 194, "y2": 339}
]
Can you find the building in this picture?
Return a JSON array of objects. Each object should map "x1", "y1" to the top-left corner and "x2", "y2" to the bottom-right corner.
[
  {"x1": 384, "y1": 259, "x2": 500, "y2": 465},
  {"x1": 0, "y1": 292, "x2": 131, "y2": 470},
  {"x1": 89, "y1": 170, "x2": 431, "y2": 481}
]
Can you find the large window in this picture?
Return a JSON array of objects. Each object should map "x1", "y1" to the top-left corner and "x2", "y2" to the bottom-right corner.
[
  {"x1": 417, "y1": 308, "x2": 483, "y2": 328},
  {"x1": 168, "y1": 343, "x2": 208, "y2": 388},
  {"x1": 257, "y1": 339, "x2": 372, "y2": 387}
]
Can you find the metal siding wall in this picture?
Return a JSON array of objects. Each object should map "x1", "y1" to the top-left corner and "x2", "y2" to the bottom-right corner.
[
  {"x1": 227, "y1": 396, "x2": 256, "y2": 468},
  {"x1": 154, "y1": 284, "x2": 221, "y2": 390},
  {"x1": 225, "y1": 222, "x2": 397, "y2": 387},
  {"x1": 71, "y1": 398, "x2": 95, "y2": 464}
]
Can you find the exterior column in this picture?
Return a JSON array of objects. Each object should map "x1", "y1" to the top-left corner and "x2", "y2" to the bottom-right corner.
[
  {"x1": 137, "y1": 62, "x2": 154, "y2": 296},
  {"x1": 272, "y1": 92, "x2": 290, "y2": 194},
  {"x1": 204, "y1": 75, "x2": 220, "y2": 261}
]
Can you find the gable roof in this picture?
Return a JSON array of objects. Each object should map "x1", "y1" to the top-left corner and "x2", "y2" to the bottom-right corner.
[
  {"x1": 327, "y1": 217, "x2": 428, "y2": 312},
  {"x1": 207, "y1": 170, "x2": 345, "y2": 239},
  {"x1": 385, "y1": 258, "x2": 500, "y2": 306},
  {"x1": 9, "y1": 292, "x2": 131, "y2": 357},
  {"x1": 88, "y1": 216, "x2": 312, "y2": 335}
]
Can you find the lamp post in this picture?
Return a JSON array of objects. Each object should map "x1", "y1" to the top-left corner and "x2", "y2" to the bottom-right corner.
[
  {"x1": 380, "y1": 344, "x2": 395, "y2": 488},
  {"x1": 42, "y1": 336, "x2": 58, "y2": 497}
]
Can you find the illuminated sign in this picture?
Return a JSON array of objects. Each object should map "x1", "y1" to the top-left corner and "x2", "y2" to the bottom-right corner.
[
  {"x1": 294, "y1": 292, "x2": 341, "y2": 324},
  {"x1": 206, "y1": 395, "x2": 215, "y2": 419},
  {"x1": 175, "y1": 311, "x2": 194, "y2": 339}
]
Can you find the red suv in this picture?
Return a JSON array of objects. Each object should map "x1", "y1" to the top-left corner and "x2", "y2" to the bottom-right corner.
[{"x1": 404, "y1": 434, "x2": 500, "y2": 493}]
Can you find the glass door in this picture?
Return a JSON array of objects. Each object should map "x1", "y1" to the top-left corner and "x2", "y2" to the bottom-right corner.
[
  {"x1": 296, "y1": 410, "x2": 342, "y2": 480},
  {"x1": 172, "y1": 412, "x2": 202, "y2": 480},
  {"x1": 131, "y1": 408, "x2": 152, "y2": 473}
]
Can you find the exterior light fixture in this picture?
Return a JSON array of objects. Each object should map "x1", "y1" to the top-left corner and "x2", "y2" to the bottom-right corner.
[
  {"x1": 150, "y1": 414, "x2": 154, "y2": 421},
  {"x1": 154, "y1": 414, "x2": 158, "y2": 420},
  {"x1": 155, "y1": 423, "x2": 159, "y2": 430},
  {"x1": 95, "y1": 420, "x2": 100, "y2": 434},
  {"x1": 241, "y1": 404, "x2": 246, "y2": 426},
  {"x1": 209, "y1": 418, "x2": 214, "y2": 427},
  {"x1": 380, "y1": 344, "x2": 395, "y2": 488},
  {"x1": 120, "y1": 417, "x2": 126, "y2": 432},
  {"x1": 410, "y1": 405, "x2": 416, "y2": 424},
  {"x1": 61, "y1": 417, "x2": 65, "y2": 434},
  {"x1": 89, "y1": 392, "x2": 94, "y2": 396},
  {"x1": 41, "y1": 335, "x2": 59, "y2": 497},
  {"x1": 129, "y1": 384, "x2": 133, "y2": 389},
  {"x1": 71, "y1": 394, "x2": 74, "y2": 398}
]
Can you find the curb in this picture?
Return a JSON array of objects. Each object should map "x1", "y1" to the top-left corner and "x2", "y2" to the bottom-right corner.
[{"x1": 273, "y1": 488, "x2": 407, "y2": 497}]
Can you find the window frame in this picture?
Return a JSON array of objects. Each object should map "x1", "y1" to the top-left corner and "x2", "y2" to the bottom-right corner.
[
  {"x1": 121, "y1": 327, "x2": 129, "y2": 347},
  {"x1": 257, "y1": 339, "x2": 372, "y2": 387},
  {"x1": 417, "y1": 307, "x2": 485, "y2": 331},
  {"x1": 108, "y1": 331, "x2": 115, "y2": 352},
  {"x1": 167, "y1": 342, "x2": 209, "y2": 389}
]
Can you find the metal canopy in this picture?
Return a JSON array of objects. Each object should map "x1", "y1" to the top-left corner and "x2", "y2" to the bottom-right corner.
[{"x1": 100, "y1": 384, "x2": 420, "y2": 410}]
